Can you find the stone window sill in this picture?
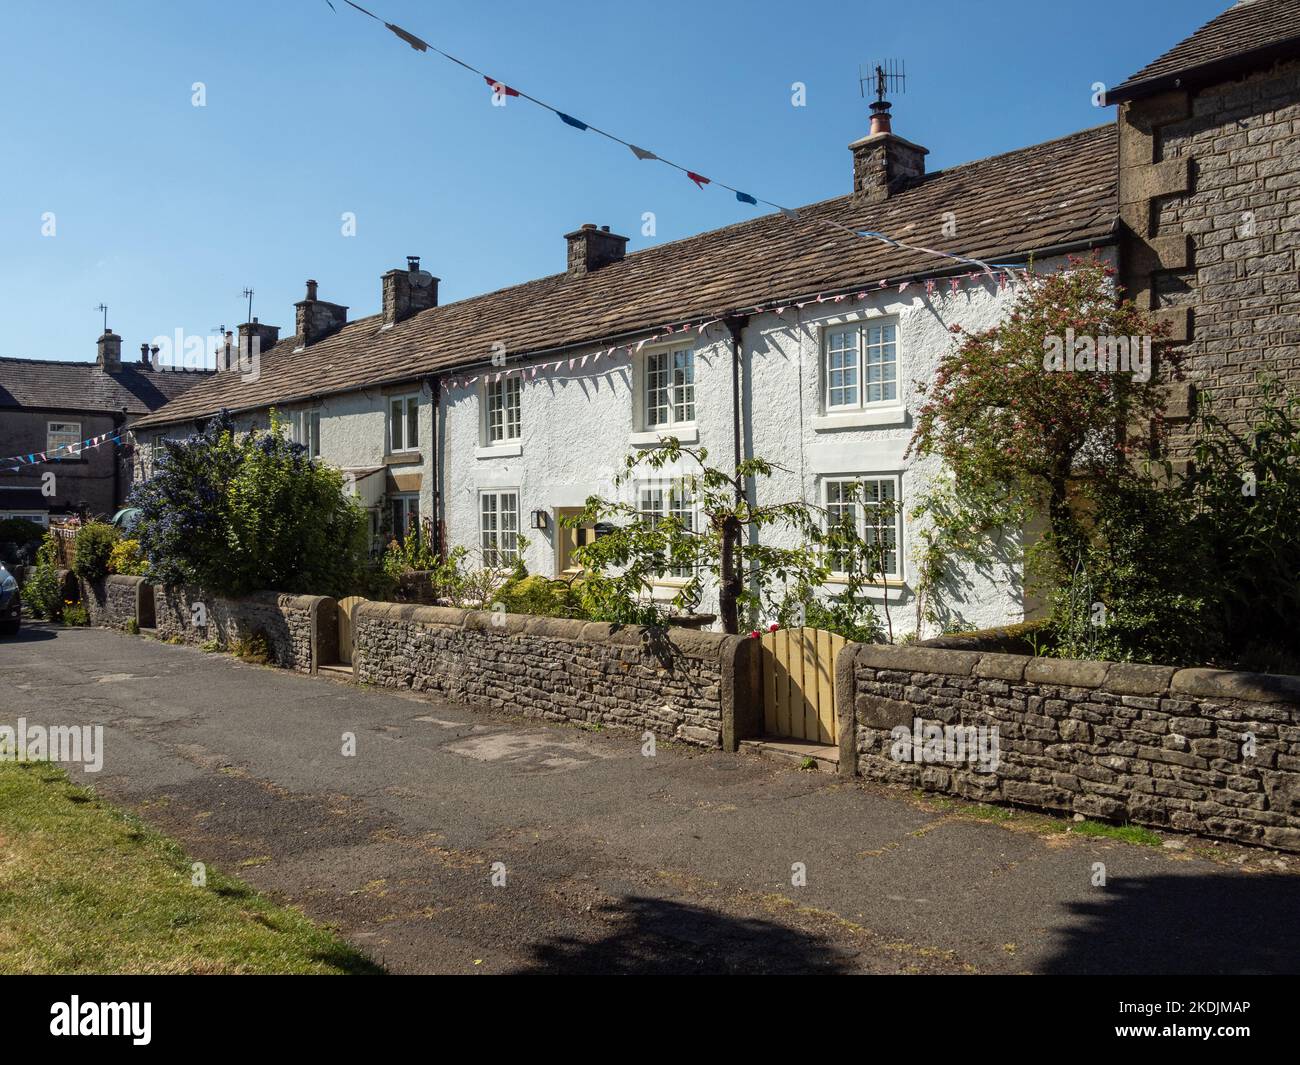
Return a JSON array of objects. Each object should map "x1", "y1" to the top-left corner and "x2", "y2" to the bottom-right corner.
[
  {"x1": 475, "y1": 442, "x2": 523, "y2": 460},
  {"x1": 811, "y1": 407, "x2": 908, "y2": 431},
  {"x1": 630, "y1": 426, "x2": 699, "y2": 447}
]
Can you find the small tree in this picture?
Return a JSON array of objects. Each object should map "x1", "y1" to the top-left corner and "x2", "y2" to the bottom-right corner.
[
  {"x1": 908, "y1": 256, "x2": 1173, "y2": 611},
  {"x1": 568, "y1": 439, "x2": 886, "y2": 636},
  {"x1": 130, "y1": 410, "x2": 370, "y2": 598},
  {"x1": 72, "y1": 521, "x2": 118, "y2": 583}
]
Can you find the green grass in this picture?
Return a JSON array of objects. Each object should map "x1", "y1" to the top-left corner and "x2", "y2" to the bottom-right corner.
[
  {"x1": 1066, "y1": 819, "x2": 1163, "y2": 847},
  {"x1": 0, "y1": 762, "x2": 383, "y2": 974}
]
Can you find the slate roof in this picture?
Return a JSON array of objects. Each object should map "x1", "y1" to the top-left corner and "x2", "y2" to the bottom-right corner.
[
  {"x1": 133, "y1": 123, "x2": 1118, "y2": 430},
  {"x1": 1111, "y1": 0, "x2": 1300, "y2": 98},
  {"x1": 0, "y1": 357, "x2": 211, "y2": 416}
]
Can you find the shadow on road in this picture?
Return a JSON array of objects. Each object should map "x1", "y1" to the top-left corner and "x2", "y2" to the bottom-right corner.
[
  {"x1": 2, "y1": 623, "x2": 58, "y2": 644},
  {"x1": 1041, "y1": 873, "x2": 1300, "y2": 974},
  {"x1": 509, "y1": 895, "x2": 856, "y2": 975}
]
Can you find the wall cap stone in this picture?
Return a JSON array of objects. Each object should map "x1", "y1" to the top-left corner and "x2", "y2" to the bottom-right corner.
[
  {"x1": 1172, "y1": 668, "x2": 1300, "y2": 705},
  {"x1": 1103, "y1": 661, "x2": 1176, "y2": 696},
  {"x1": 1024, "y1": 657, "x2": 1110, "y2": 689},
  {"x1": 854, "y1": 643, "x2": 980, "y2": 676}
]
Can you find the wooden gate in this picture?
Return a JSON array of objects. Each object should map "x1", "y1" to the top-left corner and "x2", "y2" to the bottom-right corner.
[
  {"x1": 759, "y1": 627, "x2": 846, "y2": 744},
  {"x1": 337, "y1": 596, "x2": 367, "y2": 665}
]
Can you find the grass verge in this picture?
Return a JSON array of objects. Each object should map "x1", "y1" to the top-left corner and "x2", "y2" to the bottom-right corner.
[{"x1": 0, "y1": 761, "x2": 383, "y2": 974}]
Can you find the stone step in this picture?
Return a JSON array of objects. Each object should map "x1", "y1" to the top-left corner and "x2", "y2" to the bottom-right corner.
[{"x1": 740, "y1": 736, "x2": 840, "y2": 772}]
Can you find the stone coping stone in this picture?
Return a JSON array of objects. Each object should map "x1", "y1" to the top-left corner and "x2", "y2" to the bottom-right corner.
[
  {"x1": 1024, "y1": 657, "x2": 1110, "y2": 689},
  {"x1": 1103, "y1": 661, "x2": 1177, "y2": 696},
  {"x1": 1172, "y1": 668, "x2": 1300, "y2": 704},
  {"x1": 854, "y1": 644, "x2": 980, "y2": 676}
]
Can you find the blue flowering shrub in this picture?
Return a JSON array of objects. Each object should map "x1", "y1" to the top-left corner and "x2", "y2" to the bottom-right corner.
[{"x1": 129, "y1": 411, "x2": 369, "y2": 598}]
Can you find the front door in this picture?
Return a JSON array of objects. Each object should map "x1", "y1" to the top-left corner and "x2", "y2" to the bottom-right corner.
[{"x1": 554, "y1": 507, "x2": 594, "y2": 576}]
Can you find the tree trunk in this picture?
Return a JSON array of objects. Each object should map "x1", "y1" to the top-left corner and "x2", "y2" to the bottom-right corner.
[{"x1": 717, "y1": 514, "x2": 742, "y2": 635}]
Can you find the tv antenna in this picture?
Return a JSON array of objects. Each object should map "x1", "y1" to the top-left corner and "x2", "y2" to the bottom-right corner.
[
  {"x1": 94, "y1": 303, "x2": 109, "y2": 332},
  {"x1": 860, "y1": 59, "x2": 906, "y2": 105},
  {"x1": 241, "y1": 287, "x2": 255, "y2": 321}
]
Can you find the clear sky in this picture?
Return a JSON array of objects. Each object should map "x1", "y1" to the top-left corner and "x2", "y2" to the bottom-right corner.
[{"x1": 0, "y1": 0, "x2": 1228, "y2": 365}]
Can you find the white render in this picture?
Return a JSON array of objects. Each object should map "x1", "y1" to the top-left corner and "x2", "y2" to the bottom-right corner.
[{"x1": 441, "y1": 250, "x2": 1099, "y2": 637}]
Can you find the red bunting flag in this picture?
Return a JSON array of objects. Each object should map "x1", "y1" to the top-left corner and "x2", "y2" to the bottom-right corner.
[
  {"x1": 686, "y1": 171, "x2": 710, "y2": 189},
  {"x1": 484, "y1": 75, "x2": 519, "y2": 97}
]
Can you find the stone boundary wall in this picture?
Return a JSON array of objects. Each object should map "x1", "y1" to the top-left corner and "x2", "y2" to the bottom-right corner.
[
  {"x1": 837, "y1": 644, "x2": 1300, "y2": 853},
  {"x1": 152, "y1": 585, "x2": 336, "y2": 674},
  {"x1": 352, "y1": 602, "x2": 759, "y2": 748},
  {"x1": 78, "y1": 575, "x2": 145, "y2": 630}
]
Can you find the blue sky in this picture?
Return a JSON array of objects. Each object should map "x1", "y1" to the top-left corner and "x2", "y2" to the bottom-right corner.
[{"x1": 0, "y1": 0, "x2": 1226, "y2": 364}]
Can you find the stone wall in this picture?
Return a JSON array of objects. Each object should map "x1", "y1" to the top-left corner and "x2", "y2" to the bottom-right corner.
[
  {"x1": 352, "y1": 602, "x2": 759, "y2": 748},
  {"x1": 152, "y1": 585, "x2": 336, "y2": 674},
  {"x1": 78, "y1": 575, "x2": 144, "y2": 630},
  {"x1": 1118, "y1": 58, "x2": 1300, "y2": 462},
  {"x1": 838, "y1": 644, "x2": 1300, "y2": 853}
]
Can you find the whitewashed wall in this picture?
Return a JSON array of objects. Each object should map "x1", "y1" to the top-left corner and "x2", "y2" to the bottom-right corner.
[{"x1": 441, "y1": 251, "x2": 1099, "y2": 636}]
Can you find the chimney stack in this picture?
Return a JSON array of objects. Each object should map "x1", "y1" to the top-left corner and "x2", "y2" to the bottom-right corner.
[
  {"x1": 238, "y1": 317, "x2": 281, "y2": 362},
  {"x1": 294, "y1": 279, "x2": 348, "y2": 348},
  {"x1": 381, "y1": 256, "x2": 439, "y2": 328},
  {"x1": 565, "y1": 224, "x2": 628, "y2": 276},
  {"x1": 849, "y1": 101, "x2": 927, "y2": 203},
  {"x1": 96, "y1": 329, "x2": 122, "y2": 372},
  {"x1": 140, "y1": 342, "x2": 151, "y2": 365}
]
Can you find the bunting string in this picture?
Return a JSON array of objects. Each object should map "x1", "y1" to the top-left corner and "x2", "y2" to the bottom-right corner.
[
  {"x1": 328, "y1": 1, "x2": 1018, "y2": 279},
  {"x1": 0, "y1": 430, "x2": 125, "y2": 472}
]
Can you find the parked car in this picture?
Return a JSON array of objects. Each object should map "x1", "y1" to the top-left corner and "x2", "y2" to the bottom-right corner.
[{"x1": 0, "y1": 562, "x2": 21, "y2": 636}]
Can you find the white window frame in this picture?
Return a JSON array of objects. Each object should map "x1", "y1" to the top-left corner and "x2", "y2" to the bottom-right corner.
[
  {"x1": 822, "y1": 319, "x2": 899, "y2": 412},
  {"x1": 390, "y1": 492, "x2": 420, "y2": 543},
  {"x1": 479, "y1": 489, "x2": 520, "y2": 569},
  {"x1": 821, "y1": 474, "x2": 903, "y2": 583},
  {"x1": 483, "y1": 376, "x2": 522, "y2": 445},
  {"x1": 640, "y1": 344, "x2": 696, "y2": 430},
  {"x1": 289, "y1": 408, "x2": 321, "y2": 458},
  {"x1": 638, "y1": 480, "x2": 697, "y2": 582},
  {"x1": 47, "y1": 420, "x2": 81, "y2": 455},
  {"x1": 388, "y1": 393, "x2": 420, "y2": 454}
]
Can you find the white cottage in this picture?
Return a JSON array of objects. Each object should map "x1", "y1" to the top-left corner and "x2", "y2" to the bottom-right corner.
[{"x1": 130, "y1": 109, "x2": 1118, "y2": 637}]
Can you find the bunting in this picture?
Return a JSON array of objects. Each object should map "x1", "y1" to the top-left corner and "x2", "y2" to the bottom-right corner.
[{"x1": 323, "y1": 0, "x2": 1027, "y2": 280}]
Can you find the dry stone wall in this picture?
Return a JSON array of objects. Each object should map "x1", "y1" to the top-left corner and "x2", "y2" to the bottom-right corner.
[
  {"x1": 352, "y1": 602, "x2": 757, "y2": 748},
  {"x1": 838, "y1": 644, "x2": 1300, "y2": 852}
]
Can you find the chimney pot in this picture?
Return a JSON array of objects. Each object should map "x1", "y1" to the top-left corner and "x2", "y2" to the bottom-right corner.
[
  {"x1": 140, "y1": 342, "x2": 150, "y2": 364},
  {"x1": 305, "y1": 279, "x2": 318, "y2": 301},
  {"x1": 565, "y1": 224, "x2": 629, "y2": 276}
]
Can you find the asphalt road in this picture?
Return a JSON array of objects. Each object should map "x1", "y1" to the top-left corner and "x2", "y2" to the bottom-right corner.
[{"x1": 3, "y1": 622, "x2": 1297, "y2": 975}]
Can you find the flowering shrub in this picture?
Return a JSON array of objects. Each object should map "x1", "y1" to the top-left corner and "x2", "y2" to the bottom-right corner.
[
  {"x1": 130, "y1": 410, "x2": 369, "y2": 598},
  {"x1": 108, "y1": 538, "x2": 149, "y2": 576}
]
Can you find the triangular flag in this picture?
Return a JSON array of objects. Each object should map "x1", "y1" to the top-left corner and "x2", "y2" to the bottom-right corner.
[
  {"x1": 385, "y1": 22, "x2": 428, "y2": 51},
  {"x1": 484, "y1": 75, "x2": 520, "y2": 97},
  {"x1": 557, "y1": 112, "x2": 588, "y2": 131},
  {"x1": 629, "y1": 144, "x2": 657, "y2": 161},
  {"x1": 735, "y1": 191, "x2": 757, "y2": 206},
  {"x1": 778, "y1": 206, "x2": 799, "y2": 220},
  {"x1": 898, "y1": 282, "x2": 910, "y2": 293},
  {"x1": 686, "y1": 171, "x2": 710, "y2": 189}
]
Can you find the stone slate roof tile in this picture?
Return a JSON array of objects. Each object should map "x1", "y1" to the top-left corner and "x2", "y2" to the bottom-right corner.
[
  {"x1": 0, "y1": 357, "x2": 211, "y2": 416},
  {"x1": 1117, "y1": 0, "x2": 1300, "y2": 90},
  {"x1": 134, "y1": 124, "x2": 1118, "y2": 430}
]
